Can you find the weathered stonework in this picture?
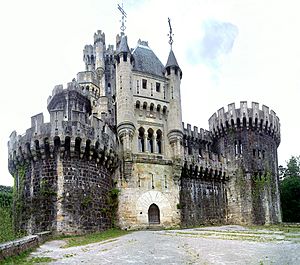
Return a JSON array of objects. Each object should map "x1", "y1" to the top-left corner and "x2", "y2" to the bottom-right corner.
[{"x1": 8, "y1": 24, "x2": 282, "y2": 235}]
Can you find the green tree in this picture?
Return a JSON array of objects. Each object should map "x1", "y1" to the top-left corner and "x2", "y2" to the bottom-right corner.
[
  {"x1": 279, "y1": 156, "x2": 300, "y2": 222},
  {"x1": 0, "y1": 185, "x2": 14, "y2": 243}
]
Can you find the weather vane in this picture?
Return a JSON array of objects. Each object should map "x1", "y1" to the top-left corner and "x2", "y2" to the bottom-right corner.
[
  {"x1": 118, "y1": 3, "x2": 127, "y2": 34},
  {"x1": 168, "y1": 17, "x2": 174, "y2": 48}
]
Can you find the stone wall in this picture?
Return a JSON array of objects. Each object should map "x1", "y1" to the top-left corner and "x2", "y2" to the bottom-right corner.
[
  {"x1": 0, "y1": 232, "x2": 50, "y2": 261},
  {"x1": 13, "y1": 155, "x2": 114, "y2": 235},
  {"x1": 58, "y1": 157, "x2": 113, "y2": 234},
  {"x1": 180, "y1": 177, "x2": 227, "y2": 226}
]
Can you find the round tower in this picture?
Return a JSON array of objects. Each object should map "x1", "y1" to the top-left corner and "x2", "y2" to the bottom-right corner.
[
  {"x1": 165, "y1": 49, "x2": 183, "y2": 161},
  {"x1": 115, "y1": 34, "x2": 135, "y2": 165},
  {"x1": 208, "y1": 101, "x2": 281, "y2": 225},
  {"x1": 8, "y1": 85, "x2": 118, "y2": 235},
  {"x1": 94, "y1": 30, "x2": 106, "y2": 96}
]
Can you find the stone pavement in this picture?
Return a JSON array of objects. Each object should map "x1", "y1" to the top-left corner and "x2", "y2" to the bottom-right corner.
[{"x1": 30, "y1": 225, "x2": 300, "y2": 265}]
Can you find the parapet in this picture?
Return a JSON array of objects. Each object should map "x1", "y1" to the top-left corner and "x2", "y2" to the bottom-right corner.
[
  {"x1": 94, "y1": 30, "x2": 105, "y2": 45},
  {"x1": 208, "y1": 101, "x2": 280, "y2": 144},
  {"x1": 182, "y1": 122, "x2": 212, "y2": 143},
  {"x1": 8, "y1": 114, "x2": 117, "y2": 175}
]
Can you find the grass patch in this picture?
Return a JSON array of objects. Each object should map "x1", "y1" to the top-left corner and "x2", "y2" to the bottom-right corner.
[
  {"x1": 247, "y1": 224, "x2": 300, "y2": 233},
  {"x1": 0, "y1": 249, "x2": 56, "y2": 265},
  {"x1": 61, "y1": 228, "x2": 129, "y2": 248}
]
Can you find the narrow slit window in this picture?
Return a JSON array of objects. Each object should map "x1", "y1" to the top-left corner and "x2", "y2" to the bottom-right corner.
[
  {"x1": 156, "y1": 82, "x2": 161, "y2": 92},
  {"x1": 142, "y1": 79, "x2": 147, "y2": 89}
]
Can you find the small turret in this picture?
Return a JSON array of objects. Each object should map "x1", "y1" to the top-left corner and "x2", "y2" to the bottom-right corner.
[
  {"x1": 115, "y1": 34, "x2": 132, "y2": 64},
  {"x1": 165, "y1": 48, "x2": 183, "y2": 160},
  {"x1": 94, "y1": 30, "x2": 106, "y2": 95},
  {"x1": 83, "y1": 45, "x2": 95, "y2": 71},
  {"x1": 115, "y1": 34, "x2": 135, "y2": 155},
  {"x1": 165, "y1": 49, "x2": 182, "y2": 79}
]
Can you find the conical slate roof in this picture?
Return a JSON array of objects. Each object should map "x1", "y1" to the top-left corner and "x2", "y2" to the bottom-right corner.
[
  {"x1": 132, "y1": 41, "x2": 165, "y2": 77},
  {"x1": 165, "y1": 49, "x2": 180, "y2": 69},
  {"x1": 117, "y1": 35, "x2": 130, "y2": 54}
]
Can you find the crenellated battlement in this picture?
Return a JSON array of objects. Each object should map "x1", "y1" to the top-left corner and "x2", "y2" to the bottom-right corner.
[
  {"x1": 182, "y1": 122, "x2": 212, "y2": 143},
  {"x1": 208, "y1": 101, "x2": 280, "y2": 145},
  {"x1": 183, "y1": 153, "x2": 228, "y2": 180},
  {"x1": 94, "y1": 30, "x2": 105, "y2": 45},
  {"x1": 8, "y1": 118, "x2": 118, "y2": 175}
]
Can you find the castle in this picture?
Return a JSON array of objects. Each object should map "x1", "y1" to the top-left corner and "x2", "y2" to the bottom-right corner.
[{"x1": 8, "y1": 20, "x2": 282, "y2": 234}]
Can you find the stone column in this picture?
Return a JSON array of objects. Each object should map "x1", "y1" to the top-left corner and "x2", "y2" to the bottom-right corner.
[
  {"x1": 153, "y1": 134, "x2": 157, "y2": 153},
  {"x1": 144, "y1": 133, "x2": 148, "y2": 153}
]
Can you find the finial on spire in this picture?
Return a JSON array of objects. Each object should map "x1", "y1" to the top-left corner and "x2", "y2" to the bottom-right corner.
[
  {"x1": 168, "y1": 17, "x2": 174, "y2": 49},
  {"x1": 118, "y1": 3, "x2": 127, "y2": 34}
]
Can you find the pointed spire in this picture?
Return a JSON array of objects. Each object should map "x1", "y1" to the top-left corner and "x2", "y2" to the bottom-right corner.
[
  {"x1": 117, "y1": 34, "x2": 130, "y2": 54},
  {"x1": 165, "y1": 18, "x2": 181, "y2": 72},
  {"x1": 165, "y1": 49, "x2": 180, "y2": 69}
]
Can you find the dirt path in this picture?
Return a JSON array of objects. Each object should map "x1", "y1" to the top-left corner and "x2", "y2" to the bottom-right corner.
[{"x1": 30, "y1": 225, "x2": 300, "y2": 264}]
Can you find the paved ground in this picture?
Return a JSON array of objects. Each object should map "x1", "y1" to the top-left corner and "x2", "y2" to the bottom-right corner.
[{"x1": 30, "y1": 225, "x2": 300, "y2": 265}]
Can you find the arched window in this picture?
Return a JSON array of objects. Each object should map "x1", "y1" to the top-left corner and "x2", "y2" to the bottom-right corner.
[
  {"x1": 162, "y1": 106, "x2": 167, "y2": 115},
  {"x1": 150, "y1": 103, "x2": 154, "y2": 112},
  {"x1": 75, "y1": 137, "x2": 82, "y2": 158},
  {"x1": 136, "y1": 101, "x2": 140, "y2": 109},
  {"x1": 53, "y1": 136, "x2": 61, "y2": 154},
  {"x1": 157, "y1": 104, "x2": 161, "y2": 112},
  {"x1": 143, "y1": 102, "x2": 147, "y2": 110},
  {"x1": 138, "y1": 127, "x2": 145, "y2": 152},
  {"x1": 156, "y1": 130, "x2": 162, "y2": 154},
  {"x1": 85, "y1": 139, "x2": 91, "y2": 159},
  {"x1": 34, "y1": 140, "x2": 40, "y2": 151},
  {"x1": 147, "y1": 128, "x2": 154, "y2": 153}
]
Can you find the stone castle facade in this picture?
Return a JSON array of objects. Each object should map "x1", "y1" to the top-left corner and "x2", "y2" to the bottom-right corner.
[{"x1": 8, "y1": 26, "x2": 281, "y2": 234}]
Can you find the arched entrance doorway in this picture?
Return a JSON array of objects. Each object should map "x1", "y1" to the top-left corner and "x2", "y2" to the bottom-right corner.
[{"x1": 148, "y1": 203, "x2": 160, "y2": 224}]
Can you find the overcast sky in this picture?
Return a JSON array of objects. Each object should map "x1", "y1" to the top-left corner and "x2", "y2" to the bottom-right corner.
[{"x1": 1, "y1": 0, "x2": 299, "y2": 186}]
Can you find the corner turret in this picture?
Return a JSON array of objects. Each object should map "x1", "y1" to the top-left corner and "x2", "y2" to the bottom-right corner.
[
  {"x1": 165, "y1": 49, "x2": 182, "y2": 79},
  {"x1": 165, "y1": 48, "x2": 183, "y2": 161},
  {"x1": 115, "y1": 34, "x2": 135, "y2": 160}
]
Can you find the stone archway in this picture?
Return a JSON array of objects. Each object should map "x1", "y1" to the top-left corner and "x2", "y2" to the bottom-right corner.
[{"x1": 148, "y1": 203, "x2": 160, "y2": 224}]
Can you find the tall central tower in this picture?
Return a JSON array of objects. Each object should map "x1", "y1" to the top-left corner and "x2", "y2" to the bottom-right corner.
[{"x1": 115, "y1": 18, "x2": 183, "y2": 229}]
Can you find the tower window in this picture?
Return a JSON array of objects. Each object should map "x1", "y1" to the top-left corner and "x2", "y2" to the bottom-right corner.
[
  {"x1": 156, "y1": 130, "x2": 162, "y2": 154},
  {"x1": 136, "y1": 101, "x2": 140, "y2": 109},
  {"x1": 156, "y1": 82, "x2": 161, "y2": 92},
  {"x1": 123, "y1": 52, "x2": 127, "y2": 62},
  {"x1": 142, "y1": 79, "x2": 147, "y2": 89},
  {"x1": 151, "y1": 83, "x2": 153, "y2": 96},
  {"x1": 150, "y1": 103, "x2": 154, "y2": 112},
  {"x1": 138, "y1": 127, "x2": 145, "y2": 152},
  {"x1": 147, "y1": 128, "x2": 154, "y2": 153},
  {"x1": 137, "y1": 80, "x2": 140, "y2": 94}
]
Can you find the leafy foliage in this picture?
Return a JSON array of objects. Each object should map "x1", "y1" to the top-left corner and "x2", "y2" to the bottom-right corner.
[
  {"x1": 280, "y1": 156, "x2": 300, "y2": 222},
  {"x1": 0, "y1": 185, "x2": 14, "y2": 243}
]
